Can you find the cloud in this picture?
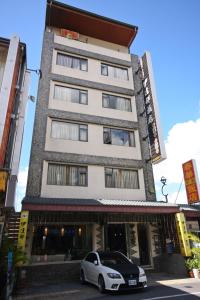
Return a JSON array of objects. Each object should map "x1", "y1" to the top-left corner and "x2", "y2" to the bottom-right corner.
[
  {"x1": 15, "y1": 166, "x2": 28, "y2": 211},
  {"x1": 168, "y1": 189, "x2": 188, "y2": 204},
  {"x1": 153, "y1": 119, "x2": 200, "y2": 203}
]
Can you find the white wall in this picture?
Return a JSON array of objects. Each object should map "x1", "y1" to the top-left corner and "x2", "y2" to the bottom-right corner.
[
  {"x1": 45, "y1": 118, "x2": 141, "y2": 160},
  {"x1": 54, "y1": 33, "x2": 130, "y2": 60},
  {"x1": 41, "y1": 162, "x2": 146, "y2": 201},
  {"x1": 52, "y1": 50, "x2": 134, "y2": 90},
  {"x1": 48, "y1": 81, "x2": 137, "y2": 122}
]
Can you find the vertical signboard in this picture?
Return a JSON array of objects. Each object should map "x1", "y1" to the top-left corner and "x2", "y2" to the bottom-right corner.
[
  {"x1": 175, "y1": 212, "x2": 191, "y2": 257},
  {"x1": 0, "y1": 170, "x2": 8, "y2": 192},
  {"x1": 17, "y1": 210, "x2": 29, "y2": 252},
  {"x1": 182, "y1": 159, "x2": 200, "y2": 204},
  {"x1": 141, "y1": 52, "x2": 166, "y2": 164}
]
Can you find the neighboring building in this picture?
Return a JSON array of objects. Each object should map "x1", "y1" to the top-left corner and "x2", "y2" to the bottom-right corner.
[
  {"x1": 0, "y1": 36, "x2": 30, "y2": 245},
  {"x1": 22, "y1": 0, "x2": 189, "y2": 271}
]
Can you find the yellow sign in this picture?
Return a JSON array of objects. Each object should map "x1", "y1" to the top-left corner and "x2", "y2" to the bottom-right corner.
[
  {"x1": 182, "y1": 160, "x2": 200, "y2": 204},
  {"x1": 175, "y1": 213, "x2": 191, "y2": 257},
  {"x1": 17, "y1": 210, "x2": 29, "y2": 251},
  {"x1": 0, "y1": 171, "x2": 8, "y2": 192}
]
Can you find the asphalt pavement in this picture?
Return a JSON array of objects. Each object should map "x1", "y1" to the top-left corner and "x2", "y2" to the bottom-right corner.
[{"x1": 12, "y1": 273, "x2": 200, "y2": 300}]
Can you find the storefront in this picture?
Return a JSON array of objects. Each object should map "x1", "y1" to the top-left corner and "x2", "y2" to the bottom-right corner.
[{"x1": 22, "y1": 198, "x2": 181, "y2": 267}]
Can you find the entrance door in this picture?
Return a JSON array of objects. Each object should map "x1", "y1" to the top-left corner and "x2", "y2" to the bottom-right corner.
[
  {"x1": 137, "y1": 224, "x2": 150, "y2": 266},
  {"x1": 107, "y1": 224, "x2": 127, "y2": 255}
]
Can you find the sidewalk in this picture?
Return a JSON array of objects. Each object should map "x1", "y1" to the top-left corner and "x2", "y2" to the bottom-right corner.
[{"x1": 147, "y1": 271, "x2": 200, "y2": 286}]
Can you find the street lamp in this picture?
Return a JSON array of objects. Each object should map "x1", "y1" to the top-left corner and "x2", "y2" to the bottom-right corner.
[{"x1": 160, "y1": 176, "x2": 168, "y2": 203}]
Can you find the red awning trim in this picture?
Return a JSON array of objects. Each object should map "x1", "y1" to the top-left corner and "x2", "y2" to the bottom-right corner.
[
  {"x1": 23, "y1": 203, "x2": 179, "y2": 214},
  {"x1": 183, "y1": 210, "x2": 200, "y2": 218}
]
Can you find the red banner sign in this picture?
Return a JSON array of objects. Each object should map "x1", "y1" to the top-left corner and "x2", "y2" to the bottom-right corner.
[
  {"x1": 60, "y1": 29, "x2": 79, "y2": 40},
  {"x1": 182, "y1": 159, "x2": 200, "y2": 204}
]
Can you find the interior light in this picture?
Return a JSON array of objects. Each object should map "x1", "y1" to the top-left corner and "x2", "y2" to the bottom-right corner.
[{"x1": 78, "y1": 227, "x2": 82, "y2": 236}]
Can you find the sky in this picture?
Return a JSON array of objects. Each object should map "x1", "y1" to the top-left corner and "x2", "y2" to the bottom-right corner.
[{"x1": 1, "y1": 0, "x2": 200, "y2": 210}]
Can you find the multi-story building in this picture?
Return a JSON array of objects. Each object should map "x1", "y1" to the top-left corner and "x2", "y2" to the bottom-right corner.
[
  {"x1": 23, "y1": 0, "x2": 185, "y2": 269},
  {"x1": 0, "y1": 36, "x2": 30, "y2": 245}
]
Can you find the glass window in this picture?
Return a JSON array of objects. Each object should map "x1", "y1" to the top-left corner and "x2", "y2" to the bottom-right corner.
[
  {"x1": 80, "y1": 91, "x2": 87, "y2": 104},
  {"x1": 54, "y1": 85, "x2": 88, "y2": 105},
  {"x1": 105, "y1": 168, "x2": 139, "y2": 189},
  {"x1": 51, "y1": 121, "x2": 88, "y2": 142},
  {"x1": 101, "y1": 63, "x2": 128, "y2": 80},
  {"x1": 57, "y1": 53, "x2": 88, "y2": 71},
  {"x1": 85, "y1": 253, "x2": 97, "y2": 263},
  {"x1": 47, "y1": 164, "x2": 87, "y2": 186},
  {"x1": 103, "y1": 127, "x2": 135, "y2": 147},
  {"x1": 31, "y1": 224, "x2": 92, "y2": 259},
  {"x1": 101, "y1": 64, "x2": 108, "y2": 76},
  {"x1": 99, "y1": 252, "x2": 130, "y2": 266},
  {"x1": 102, "y1": 93, "x2": 131, "y2": 112}
]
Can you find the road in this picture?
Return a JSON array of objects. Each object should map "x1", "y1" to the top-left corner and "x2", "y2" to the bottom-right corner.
[{"x1": 13, "y1": 278, "x2": 200, "y2": 300}]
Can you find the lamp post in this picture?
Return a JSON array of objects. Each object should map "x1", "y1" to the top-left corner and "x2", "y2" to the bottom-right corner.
[{"x1": 160, "y1": 176, "x2": 168, "y2": 203}]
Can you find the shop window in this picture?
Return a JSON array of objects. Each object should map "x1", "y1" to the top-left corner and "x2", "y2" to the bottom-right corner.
[{"x1": 31, "y1": 225, "x2": 92, "y2": 259}]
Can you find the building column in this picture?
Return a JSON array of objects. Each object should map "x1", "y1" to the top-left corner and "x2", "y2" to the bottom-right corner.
[
  {"x1": 92, "y1": 223, "x2": 104, "y2": 251},
  {"x1": 129, "y1": 223, "x2": 140, "y2": 264}
]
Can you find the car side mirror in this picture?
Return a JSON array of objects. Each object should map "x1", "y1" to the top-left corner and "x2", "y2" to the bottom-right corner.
[{"x1": 94, "y1": 260, "x2": 98, "y2": 266}]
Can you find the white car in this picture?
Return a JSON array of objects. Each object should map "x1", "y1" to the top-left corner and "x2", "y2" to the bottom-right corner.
[{"x1": 80, "y1": 251, "x2": 147, "y2": 293}]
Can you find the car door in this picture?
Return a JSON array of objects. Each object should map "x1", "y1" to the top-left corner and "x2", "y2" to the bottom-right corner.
[
  {"x1": 89, "y1": 253, "x2": 100, "y2": 285},
  {"x1": 83, "y1": 253, "x2": 97, "y2": 283}
]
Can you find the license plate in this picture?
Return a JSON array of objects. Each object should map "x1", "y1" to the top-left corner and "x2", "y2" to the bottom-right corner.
[{"x1": 128, "y1": 279, "x2": 137, "y2": 286}]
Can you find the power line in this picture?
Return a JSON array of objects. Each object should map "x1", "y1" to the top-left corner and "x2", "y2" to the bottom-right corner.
[{"x1": 174, "y1": 177, "x2": 184, "y2": 204}]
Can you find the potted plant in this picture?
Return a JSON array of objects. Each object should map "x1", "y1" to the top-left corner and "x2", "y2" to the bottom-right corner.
[
  {"x1": 185, "y1": 258, "x2": 194, "y2": 278},
  {"x1": 191, "y1": 249, "x2": 200, "y2": 279}
]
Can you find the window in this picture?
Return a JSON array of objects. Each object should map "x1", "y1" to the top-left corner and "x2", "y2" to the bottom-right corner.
[
  {"x1": 85, "y1": 253, "x2": 97, "y2": 263},
  {"x1": 57, "y1": 53, "x2": 88, "y2": 71},
  {"x1": 54, "y1": 85, "x2": 88, "y2": 105},
  {"x1": 102, "y1": 93, "x2": 131, "y2": 112},
  {"x1": 101, "y1": 63, "x2": 128, "y2": 80},
  {"x1": 105, "y1": 168, "x2": 139, "y2": 189},
  {"x1": 47, "y1": 164, "x2": 87, "y2": 186},
  {"x1": 51, "y1": 121, "x2": 88, "y2": 142},
  {"x1": 103, "y1": 127, "x2": 135, "y2": 147}
]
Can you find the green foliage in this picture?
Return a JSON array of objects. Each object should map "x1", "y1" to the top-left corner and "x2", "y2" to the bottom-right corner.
[
  {"x1": 188, "y1": 232, "x2": 200, "y2": 243},
  {"x1": 191, "y1": 248, "x2": 200, "y2": 259},
  {"x1": 0, "y1": 236, "x2": 27, "y2": 271},
  {"x1": 185, "y1": 247, "x2": 200, "y2": 270}
]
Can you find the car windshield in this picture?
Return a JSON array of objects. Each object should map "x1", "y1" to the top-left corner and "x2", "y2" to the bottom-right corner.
[{"x1": 99, "y1": 252, "x2": 130, "y2": 266}]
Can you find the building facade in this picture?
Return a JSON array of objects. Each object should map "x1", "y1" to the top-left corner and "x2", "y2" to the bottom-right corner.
[
  {"x1": 0, "y1": 36, "x2": 30, "y2": 245},
  {"x1": 23, "y1": 1, "x2": 184, "y2": 269}
]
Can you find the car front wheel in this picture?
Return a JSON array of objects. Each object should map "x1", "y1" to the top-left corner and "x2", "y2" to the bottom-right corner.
[{"x1": 98, "y1": 275, "x2": 105, "y2": 293}]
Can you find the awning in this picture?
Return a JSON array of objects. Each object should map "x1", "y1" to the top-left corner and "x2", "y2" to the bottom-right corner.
[
  {"x1": 46, "y1": 0, "x2": 138, "y2": 47},
  {"x1": 22, "y1": 197, "x2": 180, "y2": 214}
]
